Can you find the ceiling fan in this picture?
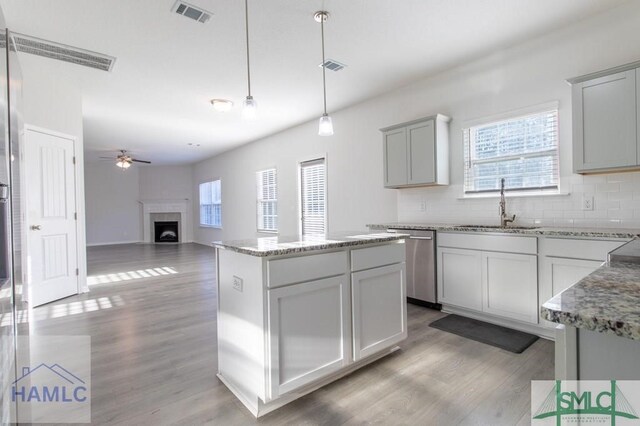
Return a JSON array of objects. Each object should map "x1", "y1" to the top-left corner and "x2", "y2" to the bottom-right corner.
[{"x1": 100, "y1": 150, "x2": 151, "y2": 169}]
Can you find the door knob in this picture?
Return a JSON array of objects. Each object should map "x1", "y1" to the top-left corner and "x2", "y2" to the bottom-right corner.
[{"x1": 30, "y1": 225, "x2": 41, "y2": 231}]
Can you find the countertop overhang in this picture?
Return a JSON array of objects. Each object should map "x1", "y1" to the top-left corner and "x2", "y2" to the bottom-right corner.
[
  {"x1": 213, "y1": 232, "x2": 408, "y2": 257},
  {"x1": 541, "y1": 261, "x2": 640, "y2": 341},
  {"x1": 368, "y1": 222, "x2": 640, "y2": 239}
]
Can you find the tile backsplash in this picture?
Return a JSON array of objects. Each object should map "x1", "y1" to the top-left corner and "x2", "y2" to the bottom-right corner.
[{"x1": 397, "y1": 172, "x2": 640, "y2": 229}]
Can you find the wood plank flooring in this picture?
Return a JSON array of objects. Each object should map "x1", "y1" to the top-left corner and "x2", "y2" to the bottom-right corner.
[{"x1": 27, "y1": 243, "x2": 554, "y2": 425}]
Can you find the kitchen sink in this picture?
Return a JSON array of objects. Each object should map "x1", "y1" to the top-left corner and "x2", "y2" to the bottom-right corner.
[{"x1": 456, "y1": 225, "x2": 539, "y2": 230}]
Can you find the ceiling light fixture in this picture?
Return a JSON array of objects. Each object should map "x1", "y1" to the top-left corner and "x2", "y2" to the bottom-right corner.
[
  {"x1": 210, "y1": 99, "x2": 234, "y2": 112},
  {"x1": 315, "y1": 11, "x2": 333, "y2": 136},
  {"x1": 116, "y1": 158, "x2": 131, "y2": 169},
  {"x1": 242, "y1": 0, "x2": 257, "y2": 119}
]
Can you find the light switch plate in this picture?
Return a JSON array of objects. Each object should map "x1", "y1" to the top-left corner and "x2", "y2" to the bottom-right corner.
[{"x1": 232, "y1": 275, "x2": 243, "y2": 292}]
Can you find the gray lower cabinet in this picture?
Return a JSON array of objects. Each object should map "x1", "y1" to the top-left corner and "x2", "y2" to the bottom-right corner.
[
  {"x1": 381, "y1": 114, "x2": 450, "y2": 188},
  {"x1": 570, "y1": 63, "x2": 640, "y2": 173}
]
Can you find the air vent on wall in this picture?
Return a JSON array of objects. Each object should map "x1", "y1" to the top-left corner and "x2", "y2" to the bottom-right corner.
[
  {"x1": 320, "y1": 59, "x2": 347, "y2": 72},
  {"x1": 11, "y1": 33, "x2": 116, "y2": 72},
  {"x1": 172, "y1": 0, "x2": 212, "y2": 24}
]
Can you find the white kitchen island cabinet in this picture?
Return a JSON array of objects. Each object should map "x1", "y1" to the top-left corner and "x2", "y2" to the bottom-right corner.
[{"x1": 214, "y1": 233, "x2": 407, "y2": 417}]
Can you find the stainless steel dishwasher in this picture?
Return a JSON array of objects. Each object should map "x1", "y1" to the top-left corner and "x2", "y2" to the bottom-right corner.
[{"x1": 389, "y1": 229, "x2": 439, "y2": 309}]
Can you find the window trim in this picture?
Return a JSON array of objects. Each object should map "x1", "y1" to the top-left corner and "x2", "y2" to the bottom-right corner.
[
  {"x1": 462, "y1": 102, "x2": 561, "y2": 198},
  {"x1": 256, "y1": 167, "x2": 278, "y2": 234},
  {"x1": 298, "y1": 155, "x2": 328, "y2": 236},
  {"x1": 199, "y1": 178, "x2": 222, "y2": 229}
]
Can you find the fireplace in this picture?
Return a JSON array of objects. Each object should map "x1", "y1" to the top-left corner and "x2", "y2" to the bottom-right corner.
[{"x1": 154, "y1": 221, "x2": 179, "y2": 243}]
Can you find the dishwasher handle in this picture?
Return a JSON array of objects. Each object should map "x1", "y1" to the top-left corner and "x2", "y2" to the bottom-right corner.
[{"x1": 409, "y1": 236, "x2": 432, "y2": 240}]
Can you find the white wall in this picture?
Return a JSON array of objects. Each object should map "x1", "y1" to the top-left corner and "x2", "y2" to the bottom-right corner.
[
  {"x1": 192, "y1": 101, "x2": 398, "y2": 244},
  {"x1": 193, "y1": 1, "x2": 640, "y2": 243},
  {"x1": 139, "y1": 166, "x2": 193, "y2": 201},
  {"x1": 85, "y1": 162, "x2": 141, "y2": 245},
  {"x1": 84, "y1": 164, "x2": 193, "y2": 245}
]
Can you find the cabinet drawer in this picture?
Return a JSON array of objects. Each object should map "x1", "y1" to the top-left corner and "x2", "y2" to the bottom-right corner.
[
  {"x1": 351, "y1": 242, "x2": 405, "y2": 272},
  {"x1": 540, "y1": 238, "x2": 626, "y2": 261},
  {"x1": 267, "y1": 251, "x2": 348, "y2": 288},
  {"x1": 438, "y1": 232, "x2": 536, "y2": 255}
]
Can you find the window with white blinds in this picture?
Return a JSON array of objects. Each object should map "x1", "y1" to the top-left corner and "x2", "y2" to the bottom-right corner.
[
  {"x1": 257, "y1": 168, "x2": 277, "y2": 232},
  {"x1": 199, "y1": 180, "x2": 221, "y2": 227},
  {"x1": 300, "y1": 158, "x2": 326, "y2": 236},
  {"x1": 463, "y1": 109, "x2": 559, "y2": 194}
]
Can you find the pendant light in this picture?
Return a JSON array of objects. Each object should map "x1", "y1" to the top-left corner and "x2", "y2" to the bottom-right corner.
[
  {"x1": 242, "y1": 0, "x2": 257, "y2": 119},
  {"x1": 315, "y1": 11, "x2": 333, "y2": 136}
]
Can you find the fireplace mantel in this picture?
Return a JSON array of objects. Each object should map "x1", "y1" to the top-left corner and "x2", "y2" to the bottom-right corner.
[{"x1": 139, "y1": 199, "x2": 191, "y2": 243}]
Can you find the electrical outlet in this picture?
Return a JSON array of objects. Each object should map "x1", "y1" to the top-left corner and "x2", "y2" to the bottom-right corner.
[
  {"x1": 419, "y1": 201, "x2": 427, "y2": 212},
  {"x1": 232, "y1": 276, "x2": 243, "y2": 292},
  {"x1": 582, "y1": 195, "x2": 594, "y2": 211}
]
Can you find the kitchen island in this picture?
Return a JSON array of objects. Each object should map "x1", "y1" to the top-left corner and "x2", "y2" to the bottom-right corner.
[
  {"x1": 542, "y1": 238, "x2": 640, "y2": 380},
  {"x1": 213, "y1": 232, "x2": 408, "y2": 417}
]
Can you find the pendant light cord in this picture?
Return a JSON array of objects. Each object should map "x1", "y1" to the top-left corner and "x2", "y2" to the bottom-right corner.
[
  {"x1": 321, "y1": 16, "x2": 327, "y2": 115},
  {"x1": 245, "y1": 0, "x2": 251, "y2": 97}
]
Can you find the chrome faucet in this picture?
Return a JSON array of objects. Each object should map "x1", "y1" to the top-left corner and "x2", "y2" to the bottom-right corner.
[{"x1": 499, "y1": 178, "x2": 516, "y2": 227}]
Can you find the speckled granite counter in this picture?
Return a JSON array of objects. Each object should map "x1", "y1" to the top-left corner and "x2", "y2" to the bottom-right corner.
[
  {"x1": 541, "y1": 262, "x2": 640, "y2": 341},
  {"x1": 368, "y1": 222, "x2": 640, "y2": 239},
  {"x1": 213, "y1": 232, "x2": 408, "y2": 257}
]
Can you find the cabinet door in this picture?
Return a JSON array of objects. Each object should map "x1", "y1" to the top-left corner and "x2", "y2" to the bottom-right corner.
[
  {"x1": 544, "y1": 256, "x2": 603, "y2": 297},
  {"x1": 482, "y1": 252, "x2": 538, "y2": 324},
  {"x1": 573, "y1": 70, "x2": 637, "y2": 172},
  {"x1": 267, "y1": 275, "x2": 350, "y2": 398},
  {"x1": 383, "y1": 128, "x2": 408, "y2": 187},
  {"x1": 352, "y1": 263, "x2": 407, "y2": 361},
  {"x1": 407, "y1": 119, "x2": 435, "y2": 185},
  {"x1": 437, "y1": 247, "x2": 482, "y2": 311}
]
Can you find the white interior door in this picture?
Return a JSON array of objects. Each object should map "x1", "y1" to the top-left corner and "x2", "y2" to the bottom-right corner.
[{"x1": 26, "y1": 129, "x2": 78, "y2": 307}]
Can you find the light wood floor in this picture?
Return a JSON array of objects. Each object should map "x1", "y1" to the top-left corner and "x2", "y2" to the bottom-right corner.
[{"x1": 29, "y1": 243, "x2": 554, "y2": 425}]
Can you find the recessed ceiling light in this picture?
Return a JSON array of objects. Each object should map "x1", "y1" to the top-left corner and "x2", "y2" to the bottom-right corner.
[{"x1": 210, "y1": 99, "x2": 234, "y2": 112}]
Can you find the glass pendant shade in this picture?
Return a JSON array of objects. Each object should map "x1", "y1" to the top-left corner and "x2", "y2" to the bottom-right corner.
[
  {"x1": 318, "y1": 113, "x2": 334, "y2": 136},
  {"x1": 117, "y1": 160, "x2": 131, "y2": 169},
  {"x1": 242, "y1": 95, "x2": 257, "y2": 120}
]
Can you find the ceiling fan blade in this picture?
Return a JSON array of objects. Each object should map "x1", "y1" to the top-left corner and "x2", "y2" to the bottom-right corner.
[
  {"x1": 131, "y1": 159, "x2": 151, "y2": 164},
  {"x1": 99, "y1": 156, "x2": 115, "y2": 159}
]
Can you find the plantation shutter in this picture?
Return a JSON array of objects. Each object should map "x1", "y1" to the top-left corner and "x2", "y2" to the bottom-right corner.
[
  {"x1": 300, "y1": 158, "x2": 326, "y2": 236},
  {"x1": 463, "y1": 109, "x2": 559, "y2": 194},
  {"x1": 257, "y1": 168, "x2": 277, "y2": 232}
]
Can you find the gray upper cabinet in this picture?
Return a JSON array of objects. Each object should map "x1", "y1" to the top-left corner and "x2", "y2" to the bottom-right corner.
[
  {"x1": 383, "y1": 127, "x2": 408, "y2": 187},
  {"x1": 381, "y1": 114, "x2": 450, "y2": 188},
  {"x1": 569, "y1": 63, "x2": 640, "y2": 173}
]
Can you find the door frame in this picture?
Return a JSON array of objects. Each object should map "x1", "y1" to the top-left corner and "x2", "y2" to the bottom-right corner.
[{"x1": 23, "y1": 124, "x2": 87, "y2": 302}]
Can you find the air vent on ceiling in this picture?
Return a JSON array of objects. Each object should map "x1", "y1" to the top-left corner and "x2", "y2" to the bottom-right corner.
[
  {"x1": 11, "y1": 33, "x2": 116, "y2": 72},
  {"x1": 320, "y1": 59, "x2": 347, "y2": 72},
  {"x1": 172, "y1": 0, "x2": 212, "y2": 24}
]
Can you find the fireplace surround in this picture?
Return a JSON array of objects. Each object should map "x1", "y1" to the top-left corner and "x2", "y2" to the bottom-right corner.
[{"x1": 140, "y1": 200, "x2": 190, "y2": 244}]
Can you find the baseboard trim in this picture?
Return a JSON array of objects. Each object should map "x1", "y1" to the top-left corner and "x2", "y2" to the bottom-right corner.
[{"x1": 86, "y1": 240, "x2": 142, "y2": 247}]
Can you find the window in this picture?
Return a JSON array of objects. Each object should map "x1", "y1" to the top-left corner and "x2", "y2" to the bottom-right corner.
[
  {"x1": 199, "y1": 180, "x2": 221, "y2": 227},
  {"x1": 463, "y1": 109, "x2": 559, "y2": 195},
  {"x1": 257, "y1": 168, "x2": 277, "y2": 232},
  {"x1": 300, "y1": 158, "x2": 326, "y2": 236}
]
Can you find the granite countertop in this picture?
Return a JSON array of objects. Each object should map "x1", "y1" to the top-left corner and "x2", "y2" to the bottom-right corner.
[
  {"x1": 368, "y1": 222, "x2": 640, "y2": 239},
  {"x1": 541, "y1": 261, "x2": 640, "y2": 341},
  {"x1": 213, "y1": 232, "x2": 408, "y2": 257}
]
